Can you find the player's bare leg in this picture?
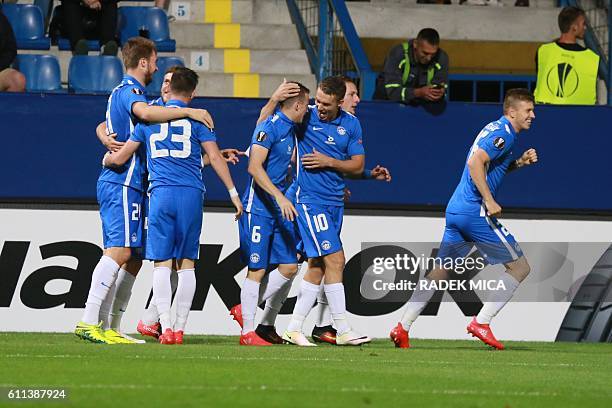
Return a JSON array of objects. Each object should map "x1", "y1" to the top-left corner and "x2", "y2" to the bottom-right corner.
[
  {"x1": 391, "y1": 267, "x2": 451, "y2": 348},
  {"x1": 173, "y1": 258, "x2": 196, "y2": 345},
  {"x1": 468, "y1": 256, "x2": 531, "y2": 350}
]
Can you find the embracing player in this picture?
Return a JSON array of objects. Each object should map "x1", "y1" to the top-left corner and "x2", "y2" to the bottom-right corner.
[
  {"x1": 103, "y1": 67, "x2": 243, "y2": 344},
  {"x1": 75, "y1": 38, "x2": 213, "y2": 344},
  {"x1": 390, "y1": 88, "x2": 538, "y2": 350},
  {"x1": 234, "y1": 82, "x2": 311, "y2": 346}
]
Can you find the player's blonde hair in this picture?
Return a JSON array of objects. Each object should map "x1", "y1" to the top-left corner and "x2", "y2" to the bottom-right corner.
[
  {"x1": 122, "y1": 37, "x2": 157, "y2": 70},
  {"x1": 503, "y1": 89, "x2": 534, "y2": 114}
]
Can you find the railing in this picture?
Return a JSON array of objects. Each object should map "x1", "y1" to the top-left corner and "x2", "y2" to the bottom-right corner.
[
  {"x1": 447, "y1": 74, "x2": 537, "y2": 103},
  {"x1": 285, "y1": 0, "x2": 377, "y2": 100}
]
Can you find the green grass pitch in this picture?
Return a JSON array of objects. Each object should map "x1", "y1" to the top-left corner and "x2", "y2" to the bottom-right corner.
[{"x1": 0, "y1": 333, "x2": 611, "y2": 408}]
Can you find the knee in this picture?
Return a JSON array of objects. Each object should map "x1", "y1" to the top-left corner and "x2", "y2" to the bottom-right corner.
[
  {"x1": 325, "y1": 252, "x2": 345, "y2": 273},
  {"x1": 246, "y1": 269, "x2": 266, "y2": 283},
  {"x1": 508, "y1": 257, "x2": 530, "y2": 282},
  {"x1": 13, "y1": 71, "x2": 26, "y2": 92},
  {"x1": 278, "y1": 264, "x2": 298, "y2": 278}
]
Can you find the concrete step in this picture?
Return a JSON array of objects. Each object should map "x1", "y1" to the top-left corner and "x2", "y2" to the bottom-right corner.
[
  {"x1": 151, "y1": 0, "x2": 294, "y2": 25},
  {"x1": 194, "y1": 72, "x2": 316, "y2": 97},
  {"x1": 170, "y1": 22, "x2": 302, "y2": 49},
  {"x1": 175, "y1": 48, "x2": 312, "y2": 75},
  {"x1": 348, "y1": 3, "x2": 559, "y2": 42}
]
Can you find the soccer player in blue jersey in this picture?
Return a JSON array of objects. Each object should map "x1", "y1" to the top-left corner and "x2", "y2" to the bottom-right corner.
[
  {"x1": 103, "y1": 67, "x2": 243, "y2": 344},
  {"x1": 278, "y1": 76, "x2": 371, "y2": 346},
  {"x1": 232, "y1": 82, "x2": 310, "y2": 346},
  {"x1": 390, "y1": 89, "x2": 538, "y2": 350},
  {"x1": 75, "y1": 38, "x2": 215, "y2": 344}
]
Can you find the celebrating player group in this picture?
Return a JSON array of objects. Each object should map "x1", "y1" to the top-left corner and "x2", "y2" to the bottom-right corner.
[{"x1": 75, "y1": 37, "x2": 538, "y2": 350}]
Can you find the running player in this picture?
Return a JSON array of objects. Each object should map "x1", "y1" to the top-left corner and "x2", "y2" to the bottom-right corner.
[
  {"x1": 390, "y1": 88, "x2": 538, "y2": 350},
  {"x1": 103, "y1": 67, "x2": 243, "y2": 344},
  {"x1": 74, "y1": 38, "x2": 214, "y2": 344},
  {"x1": 234, "y1": 82, "x2": 310, "y2": 346}
]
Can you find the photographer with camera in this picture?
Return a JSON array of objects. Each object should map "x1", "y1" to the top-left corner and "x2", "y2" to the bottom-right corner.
[{"x1": 374, "y1": 28, "x2": 449, "y2": 115}]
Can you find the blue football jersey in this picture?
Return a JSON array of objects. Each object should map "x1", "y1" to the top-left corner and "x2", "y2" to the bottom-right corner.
[
  {"x1": 295, "y1": 106, "x2": 364, "y2": 206},
  {"x1": 98, "y1": 75, "x2": 148, "y2": 191},
  {"x1": 130, "y1": 100, "x2": 216, "y2": 192},
  {"x1": 243, "y1": 110, "x2": 296, "y2": 218},
  {"x1": 446, "y1": 116, "x2": 517, "y2": 216}
]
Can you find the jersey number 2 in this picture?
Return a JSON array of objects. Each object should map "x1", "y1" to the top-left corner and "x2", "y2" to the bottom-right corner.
[{"x1": 150, "y1": 120, "x2": 192, "y2": 159}]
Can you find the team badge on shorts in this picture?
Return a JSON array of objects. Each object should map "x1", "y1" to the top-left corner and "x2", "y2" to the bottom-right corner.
[
  {"x1": 250, "y1": 253, "x2": 260, "y2": 263},
  {"x1": 131, "y1": 233, "x2": 137, "y2": 243},
  {"x1": 337, "y1": 126, "x2": 346, "y2": 135},
  {"x1": 321, "y1": 240, "x2": 332, "y2": 251}
]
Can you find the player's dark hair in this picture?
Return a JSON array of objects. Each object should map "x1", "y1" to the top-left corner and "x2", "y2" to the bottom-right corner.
[
  {"x1": 338, "y1": 75, "x2": 357, "y2": 87},
  {"x1": 280, "y1": 81, "x2": 310, "y2": 108},
  {"x1": 165, "y1": 65, "x2": 182, "y2": 75},
  {"x1": 503, "y1": 88, "x2": 534, "y2": 113},
  {"x1": 122, "y1": 37, "x2": 157, "y2": 70},
  {"x1": 169, "y1": 67, "x2": 199, "y2": 96},
  {"x1": 416, "y1": 28, "x2": 440, "y2": 46},
  {"x1": 319, "y1": 76, "x2": 346, "y2": 102},
  {"x1": 558, "y1": 6, "x2": 585, "y2": 34}
]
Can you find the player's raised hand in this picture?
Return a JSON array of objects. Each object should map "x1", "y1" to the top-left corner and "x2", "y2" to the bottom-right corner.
[
  {"x1": 276, "y1": 195, "x2": 298, "y2": 221},
  {"x1": 187, "y1": 108, "x2": 215, "y2": 129},
  {"x1": 104, "y1": 133, "x2": 124, "y2": 152},
  {"x1": 371, "y1": 165, "x2": 392, "y2": 182},
  {"x1": 271, "y1": 79, "x2": 301, "y2": 103},
  {"x1": 485, "y1": 198, "x2": 502, "y2": 217},
  {"x1": 520, "y1": 148, "x2": 538, "y2": 166},
  {"x1": 221, "y1": 148, "x2": 246, "y2": 165},
  {"x1": 301, "y1": 148, "x2": 333, "y2": 169},
  {"x1": 231, "y1": 195, "x2": 243, "y2": 220}
]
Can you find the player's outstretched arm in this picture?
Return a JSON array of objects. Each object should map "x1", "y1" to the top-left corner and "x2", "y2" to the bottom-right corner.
[
  {"x1": 344, "y1": 164, "x2": 392, "y2": 181},
  {"x1": 202, "y1": 141, "x2": 243, "y2": 219},
  {"x1": 102, "y1": 140, "x2": 141, "y2": 168},
  {"x1": 508, "y1": 148, "x2": 538, "y2": 172},
  {"x1": 256, "y1": 80, "x2": 301, "y2": 125},
  {"x1": 468, "y1": 149, "x2": 501, "y2": 217},
  {"x1": 249, "y1": 145, "x2": 298, "y2": 221},
  {"x1": 301, "y1": 148, "x2": 365, "y2": 175},
  {"x1": 132, "y1": 102, "x2": 215, "y2": 129},
  {"x1": 96, "y1": 121, "x2": 124, "y2": 152},
  {"x1": 202, "y1": 149, "x2": 246, "y2": 166}
]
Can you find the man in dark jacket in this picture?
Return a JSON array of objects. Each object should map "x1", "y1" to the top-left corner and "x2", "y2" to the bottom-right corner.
[
  {"x1": 0, "y1": 8, "x2": 26, "y2": 92},
  {"x1": 375, "y1": 28, "x2": 449, "y2": 114}
]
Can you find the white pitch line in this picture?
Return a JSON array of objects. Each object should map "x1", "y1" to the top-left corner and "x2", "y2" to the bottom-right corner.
[
  {"x1": 0, "y1": 353, "x2": 586, "y2": 368},
  {"x1": 0, "y1": 383, "x2": 562, "y2": 398}
]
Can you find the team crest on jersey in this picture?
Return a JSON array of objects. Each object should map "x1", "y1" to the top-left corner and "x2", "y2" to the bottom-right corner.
[
  {"x1": 321, "y1": 240, "x2": 332, "y2": 251},
  {"x1": 256, "y1": 131, "x2": 267, "y2": 142},
  {"x1": 337, "y1": 126, "x2": 346, "y2": 136},
  {"x1": 132, "y1": 88, "x2": 144, "y2": 95},
  {"x1": 250, "y1": 253, "x2": 260, "y2": 263},
  {"x1": 493, "y1": 137, "x2": 505, "y2": 150}
]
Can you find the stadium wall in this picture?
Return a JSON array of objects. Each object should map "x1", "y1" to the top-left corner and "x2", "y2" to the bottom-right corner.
[
  {"x1": 1, "y1": 93, "x2": 611, "y2": 213},
  {"x1": 1, "y1": 208, "x2": 612, "y2": 341}
]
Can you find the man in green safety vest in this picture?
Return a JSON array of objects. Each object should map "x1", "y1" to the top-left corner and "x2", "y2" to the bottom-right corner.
[
  {"x1": 374, "y1": 28, "x2": 449, "y2": 115},
  {"x1": 534, "y1": 6, "x2": 600, "y2": 105}
]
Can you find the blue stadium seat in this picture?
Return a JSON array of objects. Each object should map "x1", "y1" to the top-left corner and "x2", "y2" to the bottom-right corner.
[
  {"x1": 13, "y1": 54, "x2": 61, "y2": 92},
  {"x1": 68, "y1": 56, "x2": 123, "y2": 94},
  {"x1": 2, "y1": 4, "x2": 51, "y2": 50},
  {"x1": 146, "y1": 56, "x2": 185, "y2": 95},
  {"x1": 118, "y1": 7, "x2": 176, "y2": 52}
]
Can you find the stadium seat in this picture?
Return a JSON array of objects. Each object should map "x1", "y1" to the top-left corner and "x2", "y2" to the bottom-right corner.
[
  {"x1": 146, "y1": 56, "x2": 185, "y2": 95},
  {"x1": 2, "y1": 4, "x2": 51, "y2": 50},
  {"x1": 13, "y1": 54, "x2": 62, "y2": 92},
  {"x1": 68, "y1": 56, "x2": 123, "y2": 94},
  {"x1": 117, "y1": 7, "x2": 176, "y2": 52}
]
